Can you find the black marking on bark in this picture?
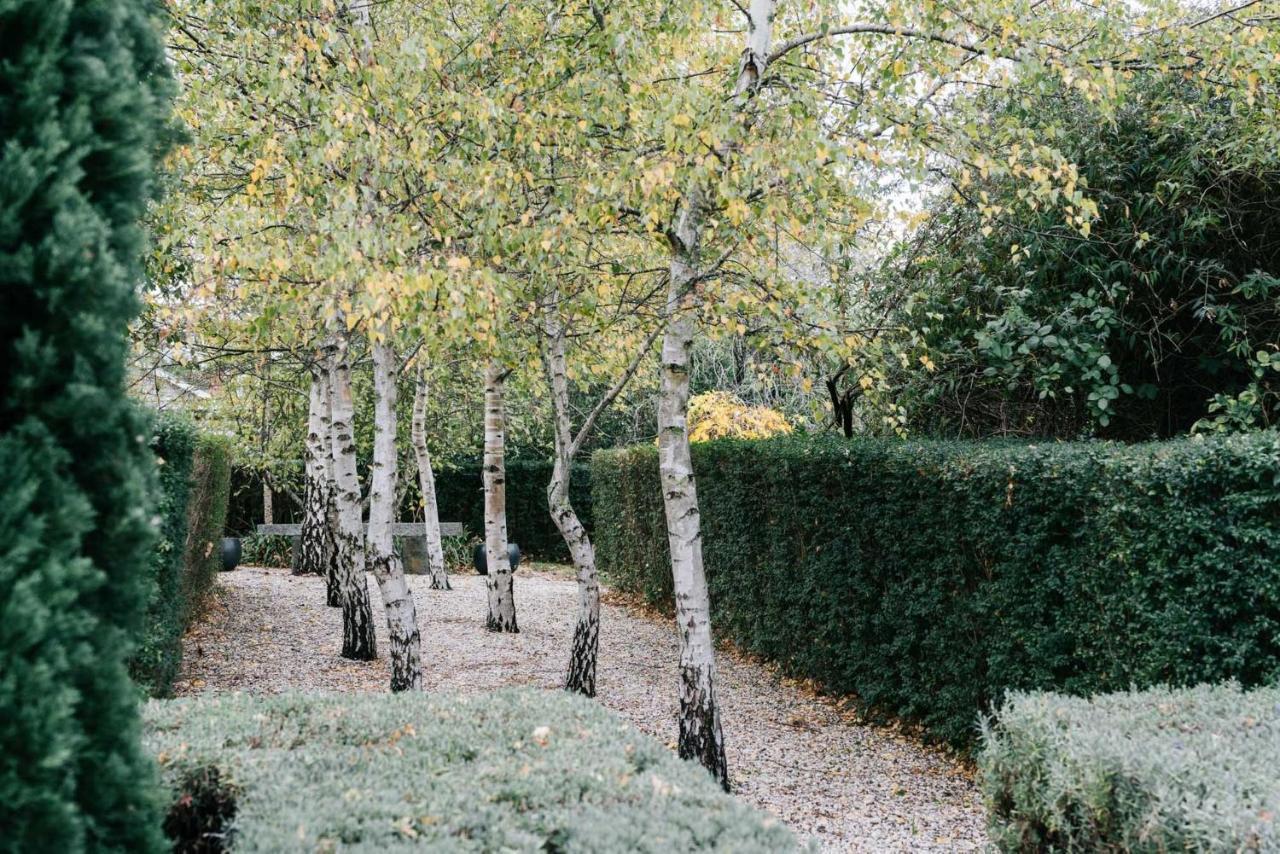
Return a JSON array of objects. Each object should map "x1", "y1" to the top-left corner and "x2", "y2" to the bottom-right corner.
[
  {"x1": 564, "y1": 613, "x2": 599, "y2": 697},
  {"x1": 679, "y1": 664, "x2": 730, "y2": 792}
]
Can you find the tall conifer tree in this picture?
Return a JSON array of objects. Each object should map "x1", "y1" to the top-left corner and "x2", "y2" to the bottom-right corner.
[{"x1": 0, "y1": 0, "x2": 174, "y2": 848}]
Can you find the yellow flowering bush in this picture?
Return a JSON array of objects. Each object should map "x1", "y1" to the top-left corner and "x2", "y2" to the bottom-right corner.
[{"x1": 687, "y1": 392, "x2": 792, "y2": 443}]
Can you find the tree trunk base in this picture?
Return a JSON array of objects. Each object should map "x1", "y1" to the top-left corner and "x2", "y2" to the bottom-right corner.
[
  {"x1": 341, "y1": 596, "x2": 378, "y2": 661},
  {"x1": 564, "y1": 614, "x2": 598, "y2": 697},
  {"x1": 485, "y1": 613, "x2": 519, "y2": 633},
  {"x1": 679, "y1": 663, "x2": 729, "y2": 792}
]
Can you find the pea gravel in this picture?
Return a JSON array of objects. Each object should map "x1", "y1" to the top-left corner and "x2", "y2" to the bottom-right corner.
[{"x1": 175, "y1": 565, "x2": 986, "y2": 852}]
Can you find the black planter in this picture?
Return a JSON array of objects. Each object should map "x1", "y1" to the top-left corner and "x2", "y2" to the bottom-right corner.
[
  {"x1": 472, "y1": 543, "x2": 520, "y2": 576},
  {"x1": 220, "y1": 537, "x2": 242, "y2": 572}
]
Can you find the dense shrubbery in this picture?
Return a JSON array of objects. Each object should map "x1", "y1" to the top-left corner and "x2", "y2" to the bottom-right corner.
[
  {"x1": 980, "y1": 682, "x2": 1280, "y2": 851},
  {"x1": 144, "y1": 688, "x2": 797, "y2": 852},
  {"x1": 132, "y1": 416, "x2": 197, "y2": 696},
  {"x1": 871, "y1": 78, "x2": 1280, "y2": 440},
  {"x1": 593, "y1": 433, "x2": 1280, "y2": 745},
  {"x1": 0, "y1": 0, "x2": 174, "y2": 848},
  {"x1": 434, "y1": 459, "x2": 592, "y2": 561},
  {"x1": 184, "y1": 435, "x2": 233, "y2": 608},
  {"x1": 132, "y1": 416, "x2": 232, "y2": 697}
]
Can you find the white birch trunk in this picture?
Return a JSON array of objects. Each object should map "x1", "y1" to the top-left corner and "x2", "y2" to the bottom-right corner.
[
  {"x1": 411, "y1": 367, "x2": 451, "y2": 591},
  {"x1": 367, "y1": 338, "x2": 423, "y2": 691},
  {"x1": 658, "y1": 196, "x2": 728, "y2": 790},
  {"x1": 543, "y1": 295, "x2": 600, "y2": 695},
  {"x1": 318, "y1": 367, "x2": 342, "y2": 607},
  {"x1": 482, "y1": 359, "x2": 518, "y2": 632},
  {"x1": 328, "y1": 332, "x2": 378, "y2": 660},
  {"x1": 653, "y1": 0, "x2": 777, "y2": 793},
  {"x1": 297, "y1": 373, "x2": 330, "y2": 576}
]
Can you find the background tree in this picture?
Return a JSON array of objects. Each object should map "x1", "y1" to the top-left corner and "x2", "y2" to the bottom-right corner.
[
  {"x1": 0, "y1": 0, "x2": 174, "y2": 847},
  {"x1": 871, "y1": 77, "x2": 1280, "y2": 439}
]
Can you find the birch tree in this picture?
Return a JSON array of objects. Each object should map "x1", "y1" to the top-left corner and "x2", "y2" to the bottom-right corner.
[
  {"x1": 297, "y1": 359, "x2": 335, "y2": 579},
  {"x1": 482, "y1": 359, "x2": 518, "y2": 632},
  {"x1": 327, "y1": 332, "x2": 379, "y2": 660},
  {"x1": 411, "y1": 365, "x2": 451, "y2": 590},
  {"x1": 542, "y1": 284, "x2": 660, "y2": 696},
  {"x1": 367, "y1": 337, "x2": 424, "y2": 689}
]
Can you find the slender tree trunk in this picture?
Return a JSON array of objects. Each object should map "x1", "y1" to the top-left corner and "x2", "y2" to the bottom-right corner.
[
  {"x1": 367, "y1": 338, "x2": 423, "y2": 691},
  {"x1": 543, "y1": 297, "x2": 599, "y2": 695},
  {"x1": 411, "y1": 367, "x2": 451, "y2": 591},
  {"x1": 262, "y1": 482, "x2": 274, "y2": 525},
  {"x1": 320, "y1": 374, "x2": 342, "y2": 607},
  {"x1": 650, "y1": 0, "x2": 776, "y2": 792},
  {"x1": 658, "y1": 195, "x2": 728, "y2": 790},
  {"x1": 297, "y1": 373, "x2": 330, "y2": 575},
  {"x1": 482, "y1": 359, "x2": 518, "y2": 632},
  {"x1": 328, "y1": 333, "x2": 378, "y2": 660}
]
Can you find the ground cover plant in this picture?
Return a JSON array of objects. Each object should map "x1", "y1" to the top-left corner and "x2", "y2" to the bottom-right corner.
[
  {"x1": 144, "y1": 688, "x2": 799, "y2": 852},
  {"x1": 980, "y1": 681, "x2": 1280, "y2": 852}
]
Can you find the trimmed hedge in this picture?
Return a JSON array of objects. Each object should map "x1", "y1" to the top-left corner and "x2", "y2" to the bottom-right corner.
[
  {"x1": 143, "y1": 688, "x2": 798, "y2": 852},
  {"x1": 592, "y1": 433, "x2": 1280, "y2": 745},
  {"x1": 182, "y1": 435, "x2": 232, "y2": 626},
  {"x1": 132, "y1": 417, "x2": 232, "y2": 697},
  {"x1": 434, "y1": 459, "x2": 592, "y2": 561},
  {"x1": 980, "y1": 682, "x2": 1280, "y2": 851}
]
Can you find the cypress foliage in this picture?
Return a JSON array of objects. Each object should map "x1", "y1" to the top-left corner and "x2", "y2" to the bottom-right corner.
[{"x1": 0, "y1": 0, "x2": 173, "y2": 849}]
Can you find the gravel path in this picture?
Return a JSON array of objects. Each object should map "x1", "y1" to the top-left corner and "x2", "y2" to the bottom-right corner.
[{"x1": 176, "y1": 565, "x2": 986, "y2": 852}]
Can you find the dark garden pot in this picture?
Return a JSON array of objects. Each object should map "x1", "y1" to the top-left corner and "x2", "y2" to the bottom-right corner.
[
  {"x1": 472, "y1": 543, "x2": 520, "y2": 576},
  {"x1": 220, "y1": 537, "x2": 242, "y2": 572}
]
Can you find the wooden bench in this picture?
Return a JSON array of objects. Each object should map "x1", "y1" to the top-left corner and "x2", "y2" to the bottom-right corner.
[{"x1": 255, "y1": 521, "x2": 463, "y2": 574}]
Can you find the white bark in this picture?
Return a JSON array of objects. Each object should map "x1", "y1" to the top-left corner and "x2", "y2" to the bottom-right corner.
[
  {"x1": 318, "y1": 368, "x2": 342, "y2": 607},
  {"x1": 297, "y1": 372, "x2": 330, "y2": 576},
  {"x1": 482, "y1": 359, "x2": 518, "y2": 632},
  {"x1": 658, "y1": 194, "x2": 728, "y2": 790},
  {"x1": 262, "y1": 483, "x2": 274, "y2": 525},
  {"x1": 541, "y1": 287, "x2": 660, "y2": 696},
  {"x1": 368, "y1": 338, "x2": 423, "y2": 691},
  {"x1": 328, "y1": 332, "x2": 378, "y2": 660},
  {"x1": 653, "y1": 0, "x2": 778, "y2": 792},
  {"x1": 411, "y1": 366, "x2": 451, "y2": 591},
  {"x1": 543, "y1": 295, "x2": 599, "y2": 696}
]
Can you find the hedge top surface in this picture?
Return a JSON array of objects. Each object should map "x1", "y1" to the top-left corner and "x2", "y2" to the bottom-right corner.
[
  {"x1": 144, "y1": 688, "x2": 801, "y2": 852},
  {"x1": 980, "y1": 682, "x2": 1280, "y2": 851}
]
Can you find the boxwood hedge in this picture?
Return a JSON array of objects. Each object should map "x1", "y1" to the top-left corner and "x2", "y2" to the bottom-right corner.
[
  {"x1": 592, "y1": 433, "x2": 1280, "y2": 746},
  {"x1": 132, "y1": 416, "x2": 232, "y2": 697},
  {"x1": 143, "y1": 688, "x2": 799, "y2": 852},
  {"x1": 980, "y1": 681, "x2": 1280, "y2": 851}
]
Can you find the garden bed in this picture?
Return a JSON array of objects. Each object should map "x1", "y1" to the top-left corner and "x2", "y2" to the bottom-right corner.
[
  {"x1": 144, "y1": 688, "x2": 799, "y2": 852},
  {"x1": 980, "y1": 682, "x2": 1280, "y2": 851}
]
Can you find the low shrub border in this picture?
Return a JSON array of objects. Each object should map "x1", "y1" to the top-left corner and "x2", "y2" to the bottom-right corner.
[
  {"x1": 592, "y1": 433, "x2": 1280, "y2": 746},
  {"x1": 143, "y1": 688, "x2": 798, "y2": 852},
  {"x1": 979, "y1": 681, "x2": 1280, "y2": 851},
  {"x1": 132, "y1": 415, "x2": 232, "y2": 697}
]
